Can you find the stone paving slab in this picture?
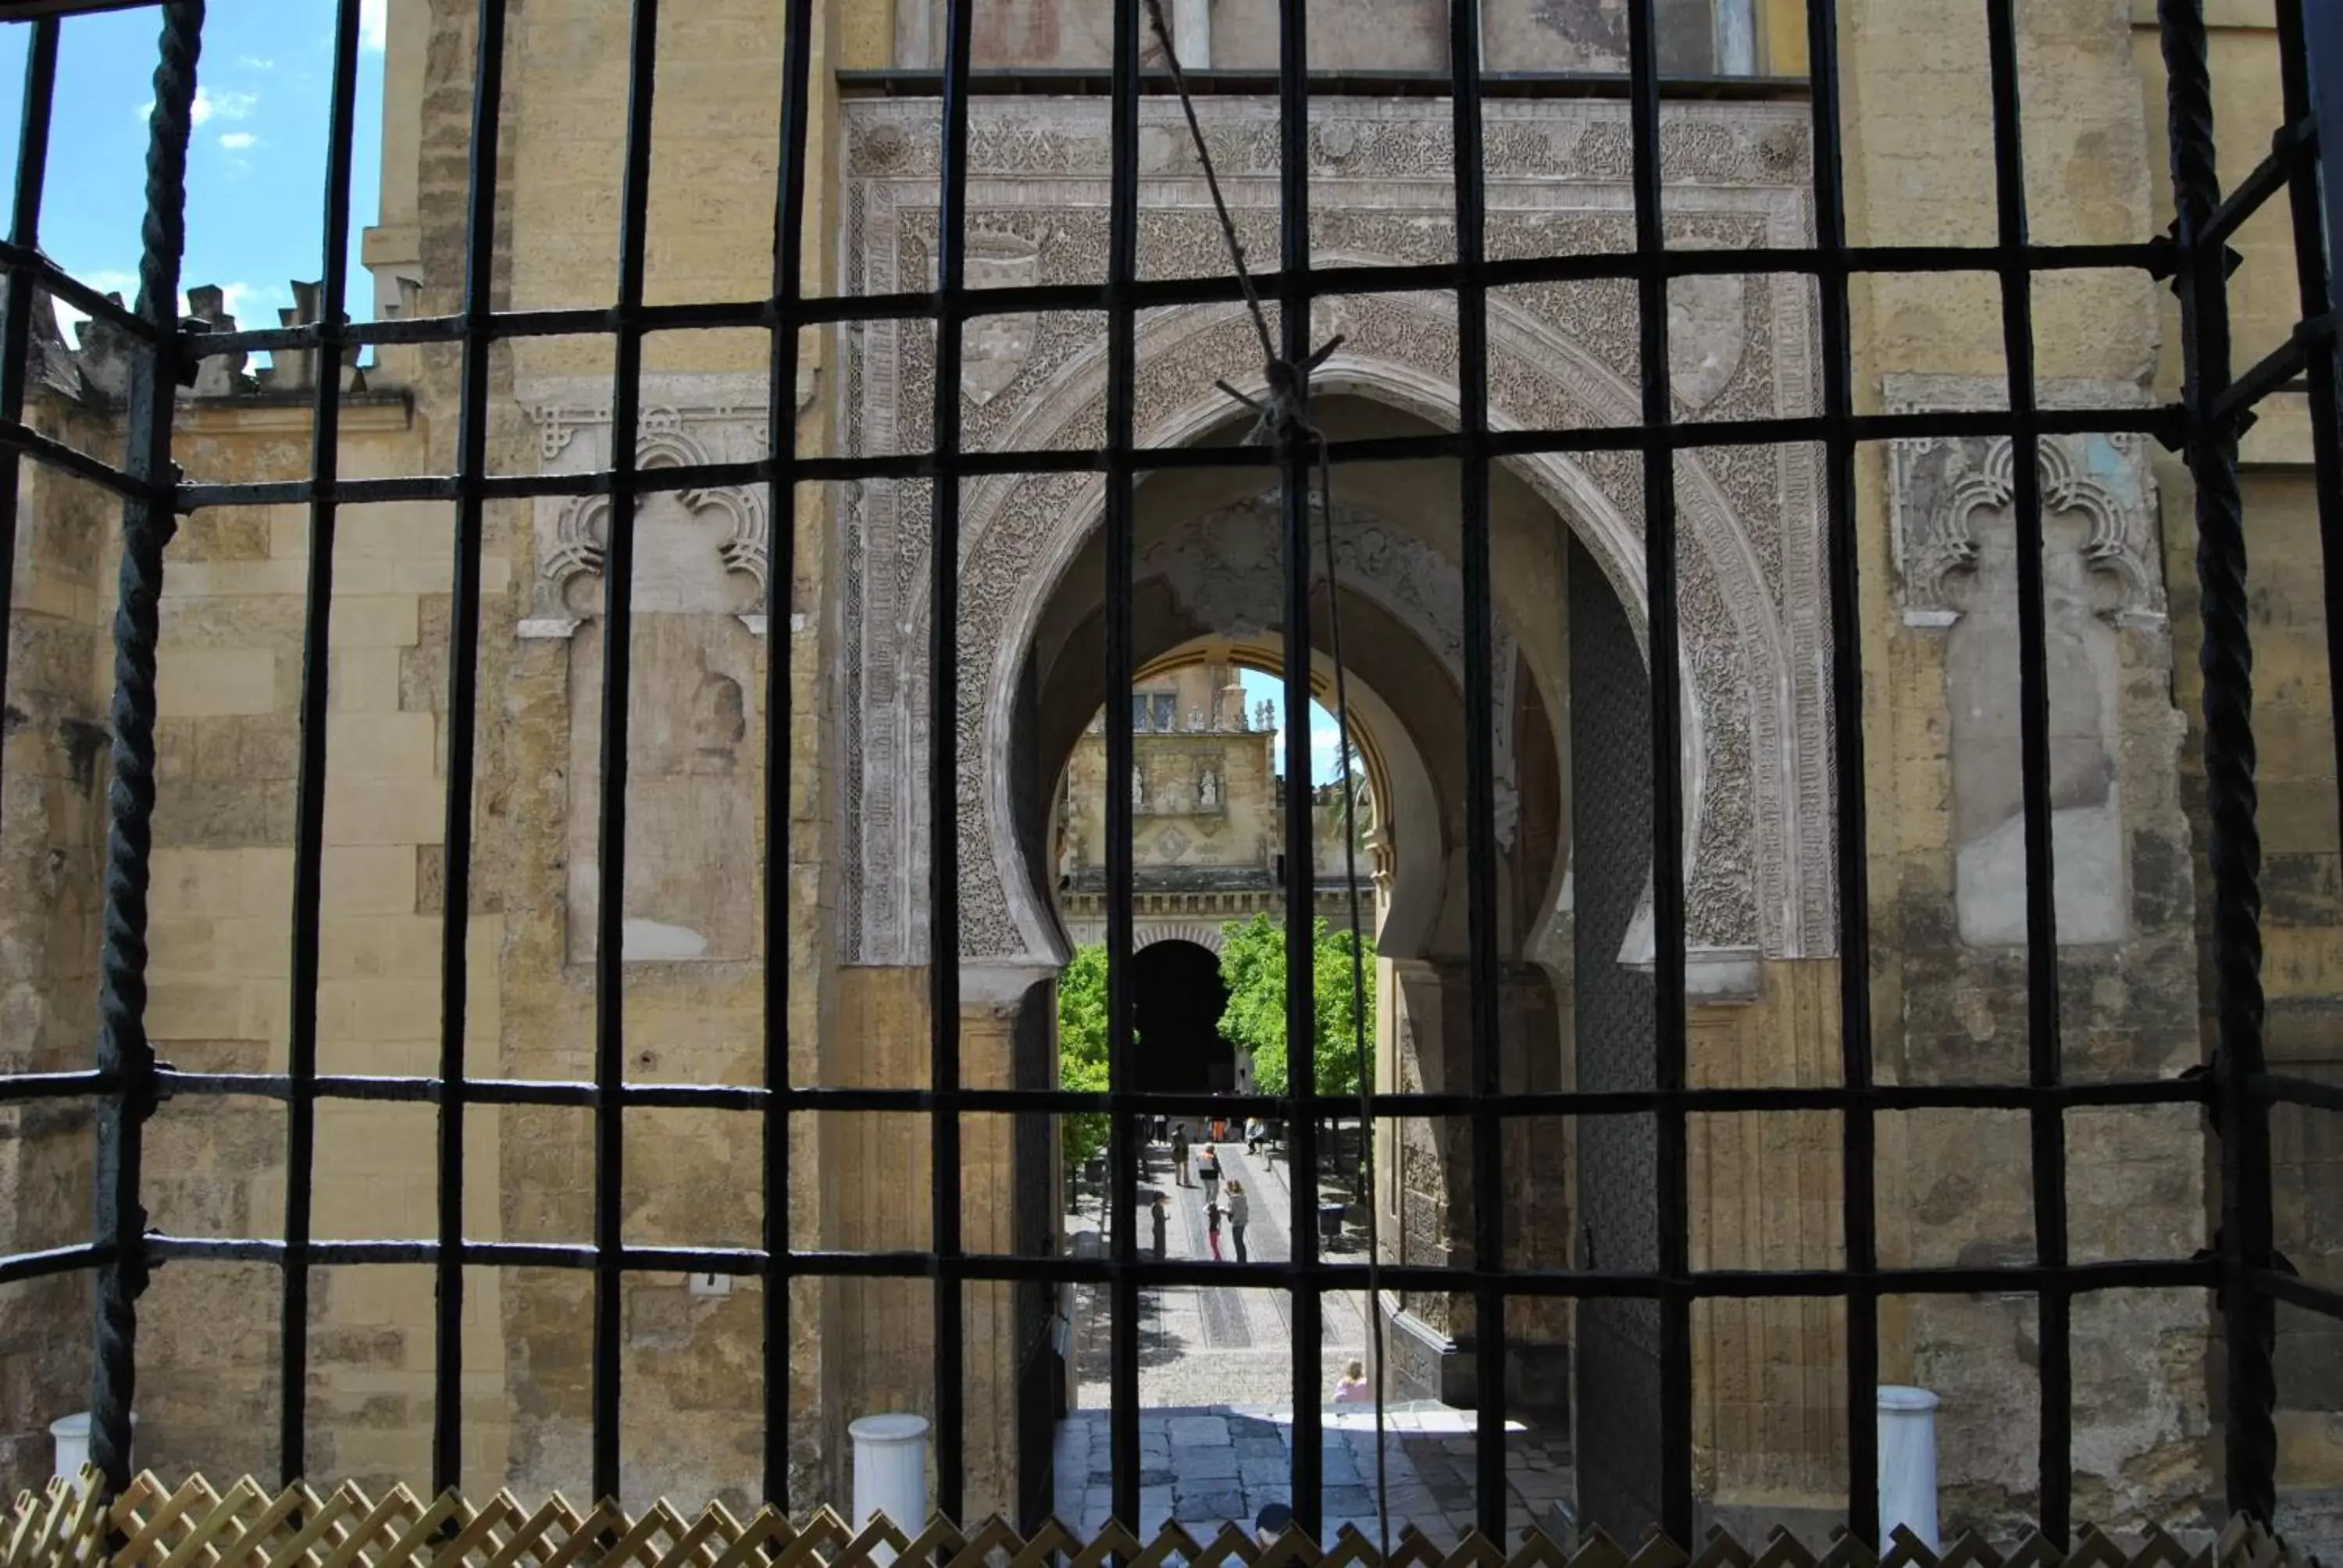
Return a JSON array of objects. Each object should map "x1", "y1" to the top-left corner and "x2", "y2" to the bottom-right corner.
[
  {"x1": 1055, "y1": 1405, "x2": 1573, "y2": 1542},
  {"x1": 1058, "y1": 1137, "x2": 1571, "y2": 1542}
]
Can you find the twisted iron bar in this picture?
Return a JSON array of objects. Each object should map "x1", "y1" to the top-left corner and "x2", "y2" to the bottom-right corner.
[
  {"x1": 91, "y1": 0, "x2": 201, "y2": 1500},
  {"x1": 2159, "y1": 0, "x2": 2277, "y2": 1525}
]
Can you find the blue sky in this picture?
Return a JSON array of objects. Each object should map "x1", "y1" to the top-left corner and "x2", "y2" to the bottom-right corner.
[
  {"x1": 0, "y1": 12, "x2": 1345, "y2": 793},
  {"x1": 0, "y1": 1, "x2": 386, "y2": 357}
]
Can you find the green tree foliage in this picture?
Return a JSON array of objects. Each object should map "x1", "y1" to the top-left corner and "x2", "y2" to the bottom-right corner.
[
  {"x1": 1056, "y1": 943, "x2": 1114, "y2": 1178},
  {"x1": 1216, "y1": 913, "x2": 1375, "y2": 1098}
]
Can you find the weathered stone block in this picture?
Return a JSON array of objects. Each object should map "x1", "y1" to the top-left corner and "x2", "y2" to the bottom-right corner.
[
  {"x1": 329, "y1": 594, "x2": 423, "y2": 650},
  {"x1": 158, "y1": 647, "x2": 278, "y2": 718}
]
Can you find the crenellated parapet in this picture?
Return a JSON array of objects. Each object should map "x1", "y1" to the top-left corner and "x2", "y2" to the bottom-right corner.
[{"x1": 30, "y1": 275, "x2": 409, "y2": 409}]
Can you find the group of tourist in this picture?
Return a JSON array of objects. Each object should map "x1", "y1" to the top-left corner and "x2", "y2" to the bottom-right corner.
[
  {"x1": 1153, "y1": 1121, "x2": 1253, "y2": 1263},
  {"x1": 1146, "y1": 1120, "x2": 1382, "y2": 1411}
]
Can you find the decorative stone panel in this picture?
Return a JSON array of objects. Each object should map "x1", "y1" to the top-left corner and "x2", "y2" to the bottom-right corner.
[
  {"x1": 517, "y1": 374, "x2": 782, "y2": 641},
  {"x1": 516, "y1": 375, "x2": 791, "y2": 965},
  {"x1": 838, "y1": 97, "x2": 1831, "y2": 971},
  {"x1": 1885, "y1": 375, "x2": 2167, "y2": 949}
]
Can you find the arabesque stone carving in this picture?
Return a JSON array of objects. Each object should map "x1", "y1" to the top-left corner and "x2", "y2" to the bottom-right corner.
[{"x1": 839, "y1": 97, "x2": 1829, "y2": 970}]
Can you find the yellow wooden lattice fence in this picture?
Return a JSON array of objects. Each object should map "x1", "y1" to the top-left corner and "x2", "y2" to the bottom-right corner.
[{"x1": 0, "y1": 1472, "x2": 2316, "y2": 1568}]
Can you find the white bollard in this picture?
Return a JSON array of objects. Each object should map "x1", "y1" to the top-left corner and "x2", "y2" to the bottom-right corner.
[
  {"x1": 1877, "y1": 1387, "x2": 1942, "y2": 1552},
  {"x1": 851, "y1": 1412, "x2": 932, "y2": 1566},
  {"x1": 50, "y1": 1412, "x2": 137, "y2": 1482}
]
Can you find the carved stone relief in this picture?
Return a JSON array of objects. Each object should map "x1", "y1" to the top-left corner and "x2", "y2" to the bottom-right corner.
[
  {"x1": 1886, "y1": 376, "x2": 2166, "y2": 949},
  {"x1": 839, "y1": 98, "x2": 1828, "y2": 970},
  {"x1": 519, "y1": 376, "x2": 792, "y2": 965},
  {"x1": 519, "y1": 374, "x2": 794, "y2": 641}
]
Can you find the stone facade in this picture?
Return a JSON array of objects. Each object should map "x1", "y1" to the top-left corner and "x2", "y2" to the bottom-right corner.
[{"x1": 1, "y1": 0, "x2": 2332, "y2": 1546}]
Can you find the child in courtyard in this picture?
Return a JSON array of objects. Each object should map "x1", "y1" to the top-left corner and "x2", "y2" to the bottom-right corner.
[{"x1": 1333, "y1": 1360, "x2": 1371, "y2": 1402}]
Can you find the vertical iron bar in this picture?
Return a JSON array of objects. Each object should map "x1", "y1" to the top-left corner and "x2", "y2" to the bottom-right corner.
[
  {"x1": 2163, "y1": 0, "x2": 2275, "y2": 1523},
  {"x1": 1623, "y1": 0, "x2": 1692, "y2": 1541},
  {"x1": 762, "y1": 0, "x2": 817, "y2": 1513},
  {"x1": 278, "y1": 0, "x2": 366, "y2": 1489},
  {"x1": 1104, "y1": 0, "x2": 1144, "y2": 1529},
  {"x1": 91, "y1": 0, "x2": 201, "y2": 1500},
  {"x1": 931, "y1": 0, "x2": 975, "y2": 1521},
  {"x1": 1981, "y1": 1, "x2": 2071, "y2": 1539},
  {"x1": 1275, "y1": 0, "x2": 1322, "y2": 1535},
  {"x1": 0, "y1": 16, "x2": 58, "y2": 833},
  {"x1": 433, "y1": 0, "x2": 510, "y2": 1498},
  {"x1": 1803, "y1": 0, "x2": 1881, "y2": 1538},
  {"x1": 592, "y1": 0, "x2": 662, "y2": 1506},
  {"x1": 2281, "y1": 2, "x2": 2343, "y2": 886},
  {"x1": 1446, "y1": 0, "x2": 1508, "y2": 1541}
]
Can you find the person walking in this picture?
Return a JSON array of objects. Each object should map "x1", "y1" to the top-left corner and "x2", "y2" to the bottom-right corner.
[
  {"x1": 1333, "y1": 1360, "x2": 1371, "y2": 1403},
  {"x1": 1150, "y1": 1192, "x2": 1169, "y2": 1261},
  {"x1": 1225, "y1": 1180, "x2": 1250, "y2": 1263},
  {"x1": 1198, "y1": 1146, "x2": 1221, "y2": 1210},
  {"x1": 1170, "y1": 1124, "x2": 1190, "y2": 1187},
  {"x1": 1204, "y1": 1198, "x2": 1224, "y2": 1260}
]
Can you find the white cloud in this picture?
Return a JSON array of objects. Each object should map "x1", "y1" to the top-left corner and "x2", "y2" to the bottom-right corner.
[
  {"x1": 134, "y1": 85, "x2": 256, "y2": 127},
  {"x1": 360, "y1": 0, "x2": 388, "y2": 50},
  {"x1": 203, "y1": 283, "x2": 259, "y2": 319},
  {"x1": 218, "y1": 132, "x2": 258, "y2": 151},
  {"x1": 238, "y1": 55, "x2": 276, "y2": 70}
]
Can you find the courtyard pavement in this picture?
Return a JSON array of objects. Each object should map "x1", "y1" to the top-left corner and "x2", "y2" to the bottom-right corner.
[{"x1": 1056, "y1": 1135, "x2": 1572, "y2": 1545}]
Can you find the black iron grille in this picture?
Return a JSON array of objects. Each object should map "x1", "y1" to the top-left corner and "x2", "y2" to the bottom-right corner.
[{"x1": 0, "y1": 0, "x2": 2338, "y2": 1548}]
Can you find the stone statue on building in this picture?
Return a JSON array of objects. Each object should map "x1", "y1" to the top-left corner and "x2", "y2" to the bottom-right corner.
[
  {"x1": 1132, "y1": 766, "x2": 1146, "y2": 814},
  {"x1": 1189, "y1": 705, "x2": 1206, "y2": 732},
  {"x1": 1256, "y1": 699, "x2": 1275, "y2": 732},
  {"x1": 1200, "y1": 768, "x2": 1219, "y2": 809}
]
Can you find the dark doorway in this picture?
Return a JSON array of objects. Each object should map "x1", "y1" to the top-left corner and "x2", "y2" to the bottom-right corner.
[{"x1": 1131, "y1": 941, "x2": 1236, "y2": 1093}]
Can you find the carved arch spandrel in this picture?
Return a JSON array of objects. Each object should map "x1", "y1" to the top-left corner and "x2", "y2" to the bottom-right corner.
[
  {"x1": 837, "y1": 95, "x2": 1829, "y2": 974},
  {"x1": 879, "y1": 310, "x2": 1788, "y2": 973}
]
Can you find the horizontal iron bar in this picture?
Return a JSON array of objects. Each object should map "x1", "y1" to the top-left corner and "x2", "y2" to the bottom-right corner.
[
  {"x1": 0, "y1": 1240, "x2": 105, "y2": 1287},
  {"x1": 182, "y1": 241, "x2": 2170, "y2": 359},
  {"x1": 2257, "y1": 1268, "x2": 2343, "y2": 1322},
  {"x1": 0, "y1": 2, "x2": 159, "y2": 21},
  {"x1": 124, "y1": 1235, "x2": 2213, "y2": 1299},
  {"x1": 2213, "y1": 310, "x2": 2334, "y2": 426},
  {"x1": 2201, "y1": 116, "x2": 2314, "y2": 254},
  {"x1": 0, "y1": 1069, "x2": 111, "y2": 1103},
  {"x1": 0, "y1": 241, "x2": 160, "y2": 342},
  {"x1": 0, "y1": 417, "x2": 162, "y2": 503},
  {"x1": 148, "y1": 1068, "x2": 2209, "y2": 1117},
  {"x1": 2255, "y1": 1071, "x2": 2343, "y2": 1112},
  {"x1": 172, "y1": 404, "x2": 2181, "y2": 511},
  {"x1": 836, "y1": 66, "x2": 1813, "y2": 100}
]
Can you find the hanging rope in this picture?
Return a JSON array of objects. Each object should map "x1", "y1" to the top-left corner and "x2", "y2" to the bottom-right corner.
[{"x1": 1137, "y1": 3, "x2": 1392, "y2": 1550}]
